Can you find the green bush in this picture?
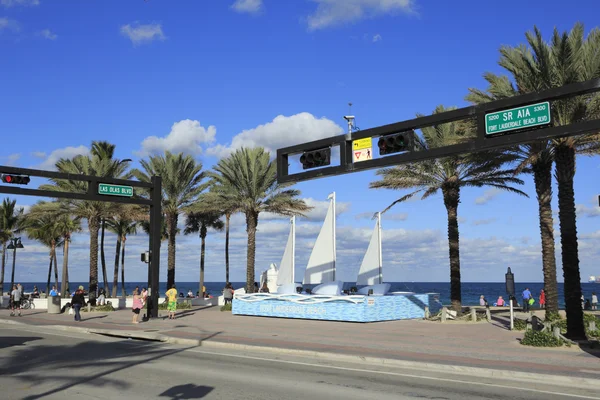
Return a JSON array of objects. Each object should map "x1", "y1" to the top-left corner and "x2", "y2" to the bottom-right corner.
[
  {"x1": 82, "y1": 304, "x2": 115, "y2": 312},
  {"x1": 158, "y1": 301, "x2": 192, "y2": 310},
  {"x1": 220, "y1": 303, "x2": 232, "y2": 312},
  {"x1": 521, "y1": 330, "x2": 563, "y2": 347},
  {"x1": 513, "y1": 318, "x2": 527, "y2": 331}
]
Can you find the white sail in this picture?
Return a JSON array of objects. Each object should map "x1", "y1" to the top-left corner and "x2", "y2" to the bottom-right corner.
[
  {"x1": 276, "y1": 216, "x2": 295, "y2": 286},
  {"x1": 303, "y1": 193, "x2": 336, "y2": 284},
  {"x1": 356, "y1": 212, "x2": 382, "y2": 285}
]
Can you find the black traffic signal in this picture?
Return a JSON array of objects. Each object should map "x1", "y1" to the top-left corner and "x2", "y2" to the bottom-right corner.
[
  {"x1": 377, "y1": 131, "x2": 414, "y2": 155},
  {"x1": 300, "y1": 148, "x2": 331, "y2": 170},
  {"x1": 1, "y1": 174, "x2": 30, "y2": 185}
]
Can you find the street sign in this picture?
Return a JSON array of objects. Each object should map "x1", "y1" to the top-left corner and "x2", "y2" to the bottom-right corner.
[
  {"x1": 353, "y1": 148, "x2": 372, "y2": 163},
  {"x1": 98, "y1": 183, "x2": 133, "y2": 197},
  {"x1": 485, "y1": 101, "x2": 551, "y2": 135},
  {"x1": 353, "y1": 138, "x2": 372, "y2": 150}
]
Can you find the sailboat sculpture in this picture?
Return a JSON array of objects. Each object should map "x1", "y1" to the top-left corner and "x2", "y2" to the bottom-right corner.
[
  {"x1": 272, "y1": 216, "x2": 300, "y2": 293},
  {"x1": 356, "y1": 212, "x2": 391, "y2": 295}
]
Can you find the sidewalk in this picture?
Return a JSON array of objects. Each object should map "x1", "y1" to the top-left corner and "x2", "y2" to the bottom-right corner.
[{"x1": 2, "y1": 306, "x2": 599, "y2": 382}]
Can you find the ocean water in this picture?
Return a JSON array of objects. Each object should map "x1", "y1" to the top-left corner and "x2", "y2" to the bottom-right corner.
[{"x1": 17, "y1": 281, "x2": 599, "y2": 307}]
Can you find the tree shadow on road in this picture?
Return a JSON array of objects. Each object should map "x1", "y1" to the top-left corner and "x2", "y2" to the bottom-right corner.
[
  {"x1": 0, "y1": 333, "x2": 211, "y2": 400},
  {"x1": 0, "y1": 336, "x2": 43, "y2": 350},
  {"x1": 159, "y1": 384, "x2": 214, "y2": 399}
]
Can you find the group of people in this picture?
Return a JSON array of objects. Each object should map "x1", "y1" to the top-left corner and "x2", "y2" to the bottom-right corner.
[
  {"x1": 480, "y1": 288, "x2": 598, "y2": 313},
  {"x1": 582, "y1": 293, "x2": 598, "y2": 311}
]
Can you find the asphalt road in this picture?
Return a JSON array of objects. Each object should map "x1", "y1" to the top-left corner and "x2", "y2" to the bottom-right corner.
[{"x1": 1, "y1": 325, "x2": 598, "y2": 400}]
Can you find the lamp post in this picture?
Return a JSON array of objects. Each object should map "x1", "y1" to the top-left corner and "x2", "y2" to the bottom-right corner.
[{"x1": 7, "y1": 237, "x2": 24, "y2": 292}]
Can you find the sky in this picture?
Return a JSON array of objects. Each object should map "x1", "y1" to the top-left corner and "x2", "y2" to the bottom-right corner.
[{"x1": 1, "y1": 0, "x2": 599, "y2": 284}]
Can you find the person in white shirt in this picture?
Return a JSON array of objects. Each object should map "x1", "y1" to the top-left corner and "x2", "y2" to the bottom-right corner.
[
  {"x1": 10, "y1": 285, "x2": 22, "y2": 317},
  {"x1": 592, "y1": 292, "x2": 598, "y2": 311}
]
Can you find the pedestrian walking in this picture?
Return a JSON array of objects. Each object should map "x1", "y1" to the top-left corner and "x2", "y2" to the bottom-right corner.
[
  {"x1": 223, "y1": 283, "x2": 234, "y2": 305},
  {"x1": 165, "y1": 284, "x2": 178, "y2": 320},
  {"x1": 592, "y1": 292, "x2": 598, "y2": 311},
  {"x1": 10, "y1": 285, "x2": 21, "y2": 317},
  {"x1": 132, "y1": 288, "x2": 143, "y2": 324},
  {"x1": 71, "y1": 286, "x2": 86, "y2": 322},
  {"x1": 522, "y1": 287, "x2": 532, "y2": 312},
  {"x1": 539, "y1": 289, "x2": 546, "y2": 309}
]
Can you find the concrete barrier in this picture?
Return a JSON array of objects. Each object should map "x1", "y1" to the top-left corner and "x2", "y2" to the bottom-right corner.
[{"x1": 47, "y1": 296, "x2": 61, "y2": 314}]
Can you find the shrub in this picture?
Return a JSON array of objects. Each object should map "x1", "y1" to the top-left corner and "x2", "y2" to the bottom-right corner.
[
  {"x1": 82, "y1": 304, "x2": 115, "y2": 312},
  {"x1": 513, "y1": 318, "x2": 526, "y2": 331},
  {"x1": 521, "y1": 330, "x2": 563, "y2": 347},
  {"x1": 158, "y1": 301, "x2": 192, "y2": 310},
  {"x1": 220, "y1": 303, "x2": 232, "y2": 312}
]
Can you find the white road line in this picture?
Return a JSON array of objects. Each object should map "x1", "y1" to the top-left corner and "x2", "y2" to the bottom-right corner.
[{"x1": 181, "y1": 348, "x2": 600, "y2": 400}]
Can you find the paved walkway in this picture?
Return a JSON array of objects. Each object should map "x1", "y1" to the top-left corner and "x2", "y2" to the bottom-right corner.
[{"x1": 2, "y1": 306, "x2": 599, "y2": 380}]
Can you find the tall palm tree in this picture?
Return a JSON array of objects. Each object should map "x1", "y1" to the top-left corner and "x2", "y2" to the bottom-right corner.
[
  {"x1": 370, "y1": 106, "x2": 528, "y2": 311},
  {"x1": 131, "y1": 151, "x2": 206, "y2": 288},
  {"x1": 466, "y1": 24, "x2": 600, "y2": 338},
  {"x1": 184, "y1": 208, "x2": 224, "y2": 297},
  {"x1": 25, "y1": 212, "x2": 63, "y2": 295},
  {"x1": 209, "y1": 147, "x2": 311, "y2": 292},
  {"x1": 40, "y1": 141, "x2": 131, "y2": 304},
  {"x1": 106, "y1": 211, "x2": 138, "y2": 298},
  {"x1": 0, "y1": 198, "x2": 24, "y2": 296}
]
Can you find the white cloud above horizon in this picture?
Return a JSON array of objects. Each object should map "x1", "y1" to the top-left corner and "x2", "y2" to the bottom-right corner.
[
  {"x1": 120, "y1": 22, "x2": 165, "y2": 45},
  {"x1": 206, "y1": 112, "x2": 344, "y2": 158},
  {"x1": 135, "y1": 119, "x2": 217, "y2": 157},
  {"x1": 39, "y1": 29, "x2": 57, "y2": 40},
  {"x1": 231, "y1": 0, "x2": 263, "y2": 14},
  {"x1": 475, "y1": 188, "x2": 501, "y2": 205},
  {"x1": 34, "y1": 145, "x2": 89, "y2": 170},
  {"x1": 372, "y1": 33, "x2": 382, "y2": 42},
  {"x1": 0, "y1": 17, "x2": 19, "y2": 32},
  {"x1": 306, "y1": 0, "x2": 414, "y2": 31},
  {"x1": 1, "y1": 0, "x2": 39, "y2": 7}
]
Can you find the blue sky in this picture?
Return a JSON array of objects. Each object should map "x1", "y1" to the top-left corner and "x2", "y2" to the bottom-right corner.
[{"x1": 1, "y1": 0, "x2": 599, "y2": 284}]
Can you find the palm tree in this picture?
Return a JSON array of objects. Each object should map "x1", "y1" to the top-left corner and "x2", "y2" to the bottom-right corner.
[
  {"x1": 39, "y1": 141, "x2": 131, "y2": 304},
  {"x1": 0, "y1": 198, "x2": 24, "y2": 296},
  {"x1": 106, "y1": 211, "x2": 138, "y2": 298},
  {"x1": 131, "y1": 151, "x2": 206, "y2": 288},
  {"x1": 209, "y1": 147, "x2": 311, "y2": 292},
  {"x1": 25, "y1": 212, "x2": 63, "y2": 295},
  {"x1": 466, "y1": 24, "x2": 600, "y2": 338},
  {"x1": 184, "y1": 207, "x2": 224, "y2": 297},
  {"x1": 370, "y1": 106, "x2": 528, "y2": 311}
]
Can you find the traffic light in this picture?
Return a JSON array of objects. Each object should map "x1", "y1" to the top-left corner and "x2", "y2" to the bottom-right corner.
[
  {"x1": 1, "y1": 174, "x2": 30, "y2": 185},
  {"x1": 300, "y1": 148, "x2": 331, "y2": 170},
  {"x1": 377, "y1": 131, "x2": 415, "y2": 155}
]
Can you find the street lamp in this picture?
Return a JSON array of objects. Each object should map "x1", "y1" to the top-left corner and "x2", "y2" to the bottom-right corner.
[{"x1": 7, "y1": 237, "x2": 24, "y2": 292}]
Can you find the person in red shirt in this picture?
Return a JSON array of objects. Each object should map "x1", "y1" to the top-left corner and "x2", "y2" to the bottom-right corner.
[{"x1": 539, "y1": 289, "x2": 546, "y2": 309}]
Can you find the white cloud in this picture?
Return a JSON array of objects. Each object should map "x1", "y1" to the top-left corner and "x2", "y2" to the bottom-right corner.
[
  {"x1": 36, "y1": 145, "x2": 89, "y2": 171},
  {"x1": 306, "y1": 0, "x2": 414, "y2": 31},
  {"x1": 39, "y1": 29, "x2": 57, "y2": 40},
  {"x1": 300, "y1": 197, "x2": 351, "y2": 221},
  {"x1": 31, "y1": 151, "x2": 46, "y2": 159},
  {"x1": 231, "y1": 0, "x2": 263, "y2": 14},
  {"x1": 120, "y1": 22, "x2": 165, "y2": 45},
  {"x1": 206, "y1": 112, "x2": 343, "y2": 158},
  {"x1": 472, "y1": 218, "x2": 496, "y2": 226},
  {"x1": 0, "y1": 17, "x2": 19, "y2": 32},
  {"x1": 355, "y1": 211, "x2": 406, "y2": 221},
  {"x1": 1, "y1": 153, "x2": 21, "y2": 166},
  {"x1": 372, "y1": 33, "x2": 382, "y2": 42},
  {"x1": 135, "y1": 119, "x2": 217, "y2": 157},
  {"x1": 1, "y1": 0, "x2": 39, "y2": 7},
  {"x1": 576, "y1": 204, "x2": 600, "y2": 218},
  {"x1": 474, "y1": 188, "x2": 500, "y2": 205}
]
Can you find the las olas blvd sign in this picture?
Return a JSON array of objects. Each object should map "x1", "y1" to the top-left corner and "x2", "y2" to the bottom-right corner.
[{"x1": 485, "y1": 101, "x2": 551, "y2": 135}]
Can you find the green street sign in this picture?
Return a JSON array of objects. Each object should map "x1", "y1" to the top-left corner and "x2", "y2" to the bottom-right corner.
[
  {"x1": 485, "y1": 101, "x2": 551, "y2": 135},
  {"x1": 98, "y1": 183, "x2": 133, "y2": 197}
]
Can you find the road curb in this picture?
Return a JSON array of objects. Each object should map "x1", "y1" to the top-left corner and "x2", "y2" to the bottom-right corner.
[{"x1": 3, "y1": 318, "x2": 598, "y2": 388}]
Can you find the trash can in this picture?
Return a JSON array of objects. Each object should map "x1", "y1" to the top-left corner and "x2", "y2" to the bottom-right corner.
[{"x1": 47, "y1": 296, "x2": 61, "y2": 314}]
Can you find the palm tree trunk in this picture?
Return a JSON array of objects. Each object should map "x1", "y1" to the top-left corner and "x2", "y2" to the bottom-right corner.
[
  {"x1": 121, "y1": 236, "x2": 126, "y2": 298},
  {"x1": 245, "y1": 211, "x2": 258, "y2": 293},
  {"x1": 100, "y1": 218, "x2": 108, "y2": 294},
  {"x1": 200, "y1": 229, "x2": 206, "y2": 298},
  {"x1": 166, "y1": 213, "x2": 178, "y2": 289},
  {"x1": 554, "y1": 144, "x2": 585, "y2": 340},
  {"x1": 532, "y1": 159, "x2": 559, "y2": 319},
  {"x1": 0, "y1": 242, "x2": 6, "y2": 296},
  {"x1": 225, "y1": 212, "x2": 230, "y2": 284},
  {"x1": 46, "y1": 252, "x2": 52, "y2": 296},
  {"x1": 61, "y1": 237, "x2": 69, "y2": 297},
  {"x1": 443, "y1": 185, "x2": 462, "y2": 312},
  {"x1": 112, "y1": 238, "x2": 121, "y2": 298},
  {"x1": 88, "y1": 216, "x2": 100, "y2": 304},
  {"x1": 52, "y1": 242, "x2": 59, "y2": 291}
]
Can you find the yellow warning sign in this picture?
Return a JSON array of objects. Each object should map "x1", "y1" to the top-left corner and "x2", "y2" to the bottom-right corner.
[{"x1": 352, "y1": 138, "x2": 372, "y2": 150}]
